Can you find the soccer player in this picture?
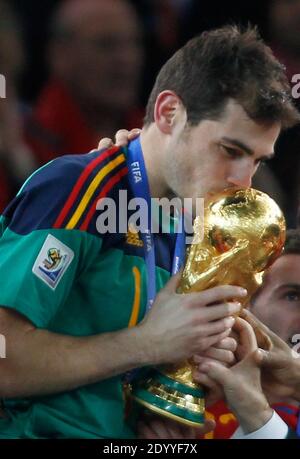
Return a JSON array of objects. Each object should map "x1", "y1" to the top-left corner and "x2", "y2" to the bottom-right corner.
[{"x1": 0, "y1": 25, "x2": 298, "y2": 438}]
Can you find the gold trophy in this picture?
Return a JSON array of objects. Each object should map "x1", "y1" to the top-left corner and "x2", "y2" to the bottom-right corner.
[{"x1": 131, "y1": 187, "x2": 286, "y2": 426}]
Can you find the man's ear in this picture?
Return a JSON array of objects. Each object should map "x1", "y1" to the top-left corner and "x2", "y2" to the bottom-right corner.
[{"x1": 154, "y1": 91, "x2": 186, "y2": 134}]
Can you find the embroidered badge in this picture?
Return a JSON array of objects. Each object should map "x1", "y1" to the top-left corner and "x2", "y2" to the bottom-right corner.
[
  {"x1": 125, "y1": 223, "x2": 143, "y2": 248},
  {"x1": 32, "y1": 234, "x2": 74, "y2": 290}
]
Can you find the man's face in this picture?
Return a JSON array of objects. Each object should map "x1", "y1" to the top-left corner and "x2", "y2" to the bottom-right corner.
[
  {"x1": 251, "y1": 254, "x2": 300, "y2": 346},
  {"x1": 162, "y1": 99, "x2": 280, "y2": 204},
  {"x1": 61, "y1": 1, "x2": 143, "y2": 112}
]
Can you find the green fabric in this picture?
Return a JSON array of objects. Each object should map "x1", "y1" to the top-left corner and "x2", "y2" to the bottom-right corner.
[
  {"x1": 0, "y1": 227, "x2": 170, "y2": 438},
  {"x1": 0, "y1": 215, "x2": 8, "y2": 237}
]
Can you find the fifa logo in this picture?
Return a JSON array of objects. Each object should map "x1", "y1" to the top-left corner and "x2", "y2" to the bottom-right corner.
[{"x1": 130, "y1": 161, "x2": 142, "y2": 184}]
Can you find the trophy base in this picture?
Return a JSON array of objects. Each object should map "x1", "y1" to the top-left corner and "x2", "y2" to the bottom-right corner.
[
  {"x1": 131, "y1": 369, "x2": 205, "y2": 427},
  {"x1": 132, "y1": 395, "x2": 205, "y2": 427}
]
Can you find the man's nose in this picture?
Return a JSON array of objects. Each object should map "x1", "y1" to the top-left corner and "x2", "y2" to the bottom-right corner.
[{"x1": 227, "y1": 165, "x2": 253, "y2": 188}]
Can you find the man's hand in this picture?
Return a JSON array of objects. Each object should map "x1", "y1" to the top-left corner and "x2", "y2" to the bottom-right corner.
[
  {"x1": 97, "y1": 128, "x2": 141, "y2": 150},
  {"x1": 136, "y1": 272, "x2": 247, "y2": 365},
  {"x1": 137, "y1": 413, "x2": 215, "y2": 439},
  {"x1": 241, "y1": 309, "x2": 300, "y2": 402},
  {"x1": 193, "y1": 336, "x2": 237, "y2": 367},
  {"x1": 192, "y1": 336, "x2": 237, "y2": 407},
  {"x1": 194, "y1": 317, "x2": 273, "y2": 434}
]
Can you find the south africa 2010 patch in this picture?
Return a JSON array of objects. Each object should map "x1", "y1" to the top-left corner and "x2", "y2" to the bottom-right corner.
[{"x1": 32, "y1": 234, "x2": 74, "y2": 290}]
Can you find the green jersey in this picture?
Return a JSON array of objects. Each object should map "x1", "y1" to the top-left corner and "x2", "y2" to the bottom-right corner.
[{"x1": 0, "y1": 146, "x2": 176, "y2": 438}]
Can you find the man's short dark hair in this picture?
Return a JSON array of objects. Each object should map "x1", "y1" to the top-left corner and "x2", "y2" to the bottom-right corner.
[
  {"x1": 144, "y1": 25, "x2": 299, "y2": 128},
  {"x1": 284, "y1": 229, "x2": 300, "y2": 255}
]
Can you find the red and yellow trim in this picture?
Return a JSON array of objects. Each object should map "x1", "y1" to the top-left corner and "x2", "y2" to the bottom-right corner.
[
  {"x1": 65, "y1": 153, "x2": 125, "y2": 229},
  {"x1": 53, "y1": 146, "x2": 126, "y2": 230},
  {"x1": 80, "y1": 166, "x2": 128, "y2": 231}
]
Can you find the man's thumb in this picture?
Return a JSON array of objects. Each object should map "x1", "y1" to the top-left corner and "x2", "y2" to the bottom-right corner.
[
  {"x1": 165, "y1": 270, "x2": 183, "y2": 293},
  {"x1": 254, "y1": 348, "x2": 278, "y2": 368},
  {"x1": 203, "y1": 361, "x2": 230, "y2": 386}
]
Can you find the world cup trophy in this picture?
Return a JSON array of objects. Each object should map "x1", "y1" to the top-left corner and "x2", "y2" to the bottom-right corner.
[{"x1": 130, "y1": 187, "x2": 286, "y2": 426}]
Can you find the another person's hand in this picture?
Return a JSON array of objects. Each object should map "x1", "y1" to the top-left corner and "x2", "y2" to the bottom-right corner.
[
  {"x1": 241, "y1": 309, "x2": 300, "y2": 402},
  {"x1": 137, "y1": 413, "x2": 215, "y2": 439},
  {"x1": 97, "y1": 128, "x2": 141, "y2": 150},
  {"x1": 194, "y1": 317, "x2": 273, "y2": 434},
  {"x1": 192, "y1": 336, "x2": 237, "y2": 406}
]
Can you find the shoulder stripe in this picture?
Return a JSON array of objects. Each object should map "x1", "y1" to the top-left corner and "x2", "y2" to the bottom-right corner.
[
  {"x1": 80, "y1": 166, "x2": 128, "y2": 231},
  {"x1": 128, "y1": 267, "x2": 141, "y2": 328},
  {"x1": 65, "y1": 153, "x2": 126, "y2": 229},
  {"x1": 53, "y1": 146, "x2": 120, "y2": 228}
]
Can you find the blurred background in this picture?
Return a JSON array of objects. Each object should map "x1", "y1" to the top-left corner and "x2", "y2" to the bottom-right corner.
[{"x1": 0, "y1": 0, "x2": 300, "y2": 227}]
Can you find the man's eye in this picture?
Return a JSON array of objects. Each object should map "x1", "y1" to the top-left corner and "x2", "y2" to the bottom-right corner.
[
  {"x1": 283, "y1": 291, "x2": 300, "y2": 302},
  {"x1": 221, "y1": 145, "x2": 241, "y2": 158}
]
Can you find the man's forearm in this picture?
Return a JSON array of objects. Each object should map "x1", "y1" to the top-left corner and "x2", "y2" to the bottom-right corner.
[
  {"x1": 235, "y1": 403, "x2": 273, "y2": 434},
  {"x1": 0, "y1": 326, "x2": 149, "y2": 398}
]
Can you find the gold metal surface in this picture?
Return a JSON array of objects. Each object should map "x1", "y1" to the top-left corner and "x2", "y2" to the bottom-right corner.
[
  {"x1": 144, "y1": 381, "x2": 205, "y2": 413},
  {"x1": 133, "y1": 187, "x2": 286, "y2": 422},
  {"x1": 161, "y1": 363, "x2": 198, "y2": 388},
  {"x1": 131, "y1": 396, "x2": 204, "y2": 427},
  {"x1": 158, "y1": 188, "x2": 286, "y2": 388},
  {"x1": 180, "y1": 187, "x2": 286, "y2": 303}
]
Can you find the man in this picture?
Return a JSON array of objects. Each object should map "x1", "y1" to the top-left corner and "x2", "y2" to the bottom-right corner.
[
  {"x1": 251, "y1": 229, "x2": 300, "y2": 353},
  {"x1": 194, "y1": 314, "x2": 300, "y2": 439},
  {"x1": 193, "y1": 230, "x2": 300, "y2": 439},
  {"x1": 0, "y1": 25, "x2": 298, "y2": 439},
  {"x1": 245, "y1": 310, "x2": 300, "y2": 416},
  {"x1": 247, "y1": 229, "x2": 300, "y2": 436},
  {"x1": 140, "y1": 314, "x2": 294, "y2": 440},
  {"x1": 24, "y1": 0, "x2": 144, "y2": 164}
]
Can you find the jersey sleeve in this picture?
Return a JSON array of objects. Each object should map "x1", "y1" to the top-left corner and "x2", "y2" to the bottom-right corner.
[{"x1": 0, "y1": 151, "x2": 120, "y2": 328}]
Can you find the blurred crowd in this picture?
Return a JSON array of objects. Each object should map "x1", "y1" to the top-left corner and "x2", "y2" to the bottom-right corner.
[
  {"x1": 0, "y1": 0, "x2": 300, "y2": 440},
  {"x1": 0, "y1": 0, "x2": 300, "y2": 226}
]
